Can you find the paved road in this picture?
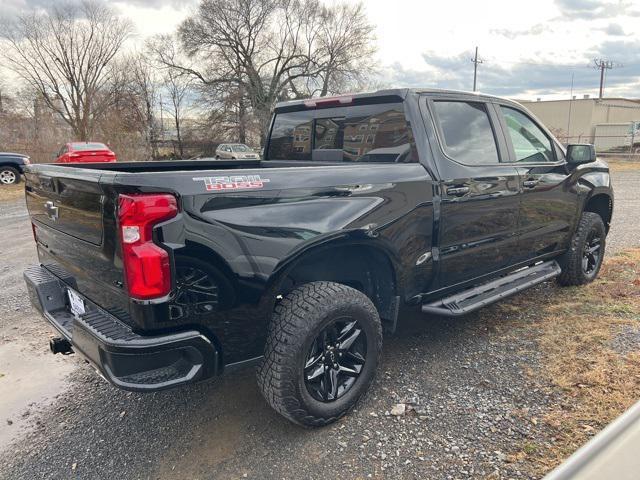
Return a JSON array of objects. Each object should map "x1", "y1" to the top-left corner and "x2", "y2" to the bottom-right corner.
[{"x1": 0, "y1": 169, "x2": 637, "y2": 480}]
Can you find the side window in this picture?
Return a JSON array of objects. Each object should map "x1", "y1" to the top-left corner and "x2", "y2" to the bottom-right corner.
[
  {"x1": 268, "y1": 111, "x2": 313, "y2": 160},
  {"x1": 501, "y1": 106, "x2": 555, "y2": 163},
  {"x1": 432, "y1": 101, "x2": 500, "y2": 165}
]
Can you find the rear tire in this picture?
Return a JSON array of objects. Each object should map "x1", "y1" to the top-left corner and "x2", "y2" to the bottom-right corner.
[
  {"x1": 257, "y1": 281, "x2": 382, "y2": 427},
  {"x1": 557, "y1": 212, "x2": 606, "y2": 286},
  {"x1": 0, "y1": 166, "x2": 20, "y2": 185}
]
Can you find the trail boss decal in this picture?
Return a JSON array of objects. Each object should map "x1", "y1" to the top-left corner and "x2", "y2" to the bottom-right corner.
[{"x1": 193, "y1": 175, "x2": 271, "y2": 191}]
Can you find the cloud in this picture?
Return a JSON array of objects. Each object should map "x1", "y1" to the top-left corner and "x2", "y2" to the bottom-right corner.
[
  {"x1": 376, "y1": 47, "x2": 640, "y2": 99},
  {"x1": 491, "y1": 24, "x2": 550, "y2": 39},
  {"x1": 0, "y1": 0, "x2": 194, "y2": 18},
  {"x1": 555, "y1": 0, "x2": 640, "y2": 19},
  {"x1": 602, "y1": 23, "x2": 627, "y2": 35}
]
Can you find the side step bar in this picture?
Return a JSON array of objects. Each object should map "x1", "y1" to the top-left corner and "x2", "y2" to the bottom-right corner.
[{"x1": 421, "y1": 260, "x2": 561, "y2": 317}]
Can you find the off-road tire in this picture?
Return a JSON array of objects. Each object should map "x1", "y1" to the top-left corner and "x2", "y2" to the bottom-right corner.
[
  {"x1": 557, "y1": 212, "x2": 606, "y2": 286},
  {"x1": 0, "y1": 166, "x2": 20, "y2": 185},
  {"x1": 257, "y1": 281, "x2": 382, "y2": 427}
]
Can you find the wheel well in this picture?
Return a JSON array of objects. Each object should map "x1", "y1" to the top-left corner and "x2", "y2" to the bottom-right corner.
[
  {"x1": 281, "y1": 245, "x2": 398, "y2": 325},
  {"x1": 584, "y1": 194, "x2": 613, "y2": 233}
]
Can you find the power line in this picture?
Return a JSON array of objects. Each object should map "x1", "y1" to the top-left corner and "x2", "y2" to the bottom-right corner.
[{"x1": 471, "y1": 46, "x2": 483, "y2": 92}]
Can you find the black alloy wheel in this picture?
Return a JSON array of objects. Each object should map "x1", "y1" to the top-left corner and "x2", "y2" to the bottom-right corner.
[
  {"x1": 304, "y1": 318, "x2": 367, "y2": 402},
  {"x1": 169, "y1": 256, "x2": 236, "y2": 320},
  {"x1": 257, "y1": 281, "x2": 382, "y2": 426},
  {"x1": 558, "y1": 211, "x2": 606, "y2": 286},
  {"x1": 582, "y1": 229, "x2": 602, "y2": 276}
]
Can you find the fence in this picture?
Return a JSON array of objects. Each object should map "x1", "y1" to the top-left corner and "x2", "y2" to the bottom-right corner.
[{"x1": 555, "y1": 122, "x2": 640, "y2": 158}]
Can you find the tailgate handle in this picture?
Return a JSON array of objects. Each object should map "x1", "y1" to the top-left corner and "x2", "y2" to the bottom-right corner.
[
  {"x1": 446, "y1": 186, "x2": 469, "y2": 196},
  {"x1": 44, "y1": 201, "x2": 59, "y2": 221}
]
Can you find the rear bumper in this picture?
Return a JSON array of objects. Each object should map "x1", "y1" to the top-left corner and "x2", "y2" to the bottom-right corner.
[{"x1": 24, "y1": 265, "x2": 219, "y2": 392}]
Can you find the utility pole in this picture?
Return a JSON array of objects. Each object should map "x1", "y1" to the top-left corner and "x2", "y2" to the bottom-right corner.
[
  {"x1": 566, "y1": 72, "x2": 574, "y2": 144},
  {"x1": 593, "y1": 59, "x2": 621, "y2": 99},
  {"x1": 471, "y1": 46, "x2": 483, "y2": 92}
]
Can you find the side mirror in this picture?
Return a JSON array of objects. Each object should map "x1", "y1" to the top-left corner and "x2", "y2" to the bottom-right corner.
[{"x1": 566, "y1": 144, "x2": 596, "y2": 164}]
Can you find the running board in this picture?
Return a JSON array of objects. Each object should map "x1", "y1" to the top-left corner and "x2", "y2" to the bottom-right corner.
[{"x1": 421, "y1": 261, "x2": 561, "y2": 317}]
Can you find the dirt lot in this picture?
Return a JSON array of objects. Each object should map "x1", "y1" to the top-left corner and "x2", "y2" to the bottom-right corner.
[{"x1": 0, "y1": 165, "x2": 638, "y2": 480}]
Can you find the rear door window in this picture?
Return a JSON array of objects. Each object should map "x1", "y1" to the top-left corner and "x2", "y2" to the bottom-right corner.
[
  {"x1": 432, "y1": 101, "x2": 500, "y2": 165},
  {"x1": 267, "y1": 103, "x2": 417, "y2": 163}
]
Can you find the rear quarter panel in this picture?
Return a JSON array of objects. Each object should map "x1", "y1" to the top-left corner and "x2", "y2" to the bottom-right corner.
[{"x1": 124, "y1": 163, "x2": 435, "y2": 364}]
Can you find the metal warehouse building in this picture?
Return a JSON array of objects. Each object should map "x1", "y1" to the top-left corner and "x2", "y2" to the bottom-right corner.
[{"x1": 519, "y1": 97, "x2": 640, "y2": 154}]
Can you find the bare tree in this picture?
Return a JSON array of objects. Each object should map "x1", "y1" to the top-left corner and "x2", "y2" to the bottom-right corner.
[
  {"x1": 162, "y1": 69, "x2": 193, "y2": 159},
  {"x1": 1, "y1": 1, "x2": 134, "y2": 141},
  {"x1": 303, "y1": 2, "x2": 376, "y2": 97},
  {"x1": 151, "y1": 0, "x2": 319, "y2": 144},
  {"x1": 155, "y1": 0, "x2": 376, "y2": 145},
  {"x1": 123, "y1": 54, "x2": 161, "y2": 159}
]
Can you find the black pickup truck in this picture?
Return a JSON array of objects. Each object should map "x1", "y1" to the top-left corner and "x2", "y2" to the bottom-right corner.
[{"x1": 23, "y1": 89, "x2": 613, "y2": 426}]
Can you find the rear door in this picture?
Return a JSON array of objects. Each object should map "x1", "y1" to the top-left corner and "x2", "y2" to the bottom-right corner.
[
  {"x1": 425, "y1": 97, "x2": 521, "y2": 289},
  {"x1": 496, "y1": 104, "x2": 578, "y2": 261}
]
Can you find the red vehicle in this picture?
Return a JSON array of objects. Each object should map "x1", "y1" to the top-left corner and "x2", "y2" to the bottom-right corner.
[{"x1": 55, "y1": 142, "x2": 117, "y2": 163}]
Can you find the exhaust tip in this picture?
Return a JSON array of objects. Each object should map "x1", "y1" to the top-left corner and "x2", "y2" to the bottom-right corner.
[{"x1": 50, "y1": 337, "x2": 73, "y2": 355}]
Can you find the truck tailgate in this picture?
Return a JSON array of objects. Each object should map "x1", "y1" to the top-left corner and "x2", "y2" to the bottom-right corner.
[
  {"x1": 26, "y1": 168, "x2": 104, "y2": 245},
  {"x1": 24, "y1": 166, "x2": 129, "y2": 318}
]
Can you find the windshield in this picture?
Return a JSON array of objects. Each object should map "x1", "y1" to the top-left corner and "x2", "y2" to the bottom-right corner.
[
  {"x1": 231, "y1": 144, "x2": 251, "y2": 152},
  {"x1": 72, "y1": 143, "x2": 107, "y2": 151}
]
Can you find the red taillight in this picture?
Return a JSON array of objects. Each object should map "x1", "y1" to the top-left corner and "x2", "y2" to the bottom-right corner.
[
  {"x1": 118, "y1": 194, "x2": 178, "y2": 300},
  {"x1": 31, "y1": 222, "x2": 37, "y2": 242}
]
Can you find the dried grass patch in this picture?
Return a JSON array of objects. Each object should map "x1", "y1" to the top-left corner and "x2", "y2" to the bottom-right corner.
[
  {"x1": 0, "y1": 185, "x2": 25, "y2": 202},
  {"x1": 515, "y1": 249, "x2": 640, "y2": 476},
  {"x1": 607, "y1": 159, "x2": 640, "y2": 172}
]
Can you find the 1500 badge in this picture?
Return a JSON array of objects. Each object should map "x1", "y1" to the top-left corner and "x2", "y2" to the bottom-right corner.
[{"x1": 193, "y1": 175, "x2": 271, "y2": 191}]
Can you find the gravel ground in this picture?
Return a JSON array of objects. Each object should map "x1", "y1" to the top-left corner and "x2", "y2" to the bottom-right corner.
[
  {"x1": 606, "y1": 168, "x2": 640, "y2": 255},
  {"x1": 0, "y1": 168, "x2": 638, "y2": 480}
]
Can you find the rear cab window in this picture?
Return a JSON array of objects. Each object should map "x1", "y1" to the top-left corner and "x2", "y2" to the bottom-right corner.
[{"x1": 266, "y1": 101, "x2": 418, "y2": 163}]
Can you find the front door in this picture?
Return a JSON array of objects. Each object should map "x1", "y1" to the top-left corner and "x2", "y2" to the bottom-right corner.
[
  {"x1": 497, "y1": 105, "x2": 578, "y2": 262},
  {"x1": 427, "y1": 98, "x2": 521, "y2": 289}
]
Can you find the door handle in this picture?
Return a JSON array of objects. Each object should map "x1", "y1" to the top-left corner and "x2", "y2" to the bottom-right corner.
[
  {"x1": 523, "y1": 179, "x2": 539, "y2": 188},
  {"x1": 446, "y1": 186, "x2": 470, "y2": 196}
]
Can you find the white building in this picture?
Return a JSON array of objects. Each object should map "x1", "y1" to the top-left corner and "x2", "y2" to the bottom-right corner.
[{"x1": 519, "y1": 97, "x2": 640, "y2": 152}]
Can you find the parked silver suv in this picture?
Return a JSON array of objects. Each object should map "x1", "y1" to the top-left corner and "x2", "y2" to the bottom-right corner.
[{"x1": 215, "y1": 143, "x2": 260, "y2": 160}]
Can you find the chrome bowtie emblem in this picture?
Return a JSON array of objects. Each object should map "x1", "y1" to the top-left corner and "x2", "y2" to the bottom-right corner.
[{"x1": 44, "y1": 200, "x2": 59, "y2": 221}]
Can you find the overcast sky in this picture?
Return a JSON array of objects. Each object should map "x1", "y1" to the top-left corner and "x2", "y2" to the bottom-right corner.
[{"x1": 2, "y1": 0, "x2": 639, "y2": 99}]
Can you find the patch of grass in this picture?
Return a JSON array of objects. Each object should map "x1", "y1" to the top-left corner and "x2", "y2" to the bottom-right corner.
[
  {"x1": 0, "y1": 184, "x2": 25, "y2": 202},
  {"x1": 512, "y1": 248, "x2": 640, "y2": 476},
  {"x1": 607, "y1": 159, "x2": 640, "y2": 172}
]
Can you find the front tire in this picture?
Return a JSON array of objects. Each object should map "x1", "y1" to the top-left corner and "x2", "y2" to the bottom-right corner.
[
  {"x1": 0, "y1": 166, "x2": 20, "y2": 185},
  {"x1": 558, "y1": 212, "x2": 606, "y2": 286},
  {"x1": 257, "y1": 282, "x2": 382, "y2": 427}
]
